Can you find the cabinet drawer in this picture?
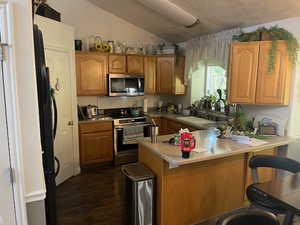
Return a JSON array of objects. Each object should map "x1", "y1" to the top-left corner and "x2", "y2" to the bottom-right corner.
[{"x1": 79, "y1": 122, "x2": 113, "y2": 134}]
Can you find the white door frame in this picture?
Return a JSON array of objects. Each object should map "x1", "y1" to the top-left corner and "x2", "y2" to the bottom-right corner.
[
  {"x1": 0, "y1": 2, "x2": 28, "y2": 225},
  {"x1": 44, "y1": 44, "x2": 80, "y2": 176},
  {"x1": 35, "y1": 16, "x2": 81, "y2": 177}
]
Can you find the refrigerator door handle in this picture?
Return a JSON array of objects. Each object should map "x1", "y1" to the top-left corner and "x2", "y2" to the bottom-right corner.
[
  {"x1": 54, "y1": 156, "x2": 60, "y2": 177},
  {"x1": 51, "y1": 86, "x2": 58, "y2": 140}
]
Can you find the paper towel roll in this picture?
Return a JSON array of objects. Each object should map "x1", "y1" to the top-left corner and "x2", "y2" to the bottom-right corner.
[{"x1": 143, "y1": 98, "x2": 148, "y2": 113}]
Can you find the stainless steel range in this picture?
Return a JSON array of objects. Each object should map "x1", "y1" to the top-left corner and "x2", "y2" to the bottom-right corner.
[{"x1": 107, "y1": 108, "x2": 151, "y2": 165}]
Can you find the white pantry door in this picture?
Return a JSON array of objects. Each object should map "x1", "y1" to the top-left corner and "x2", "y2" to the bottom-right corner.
[
  {"x1": 45, "y1": 49, "x2": 75, "y2": 185},
  {"x1": 0, "y1": 60, "x2": 17, "y2": 225}
]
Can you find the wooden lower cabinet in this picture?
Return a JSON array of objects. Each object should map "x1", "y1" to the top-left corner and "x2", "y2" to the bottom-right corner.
[
  {"x1": 79, "y1": 122, "x2": 113, "y2": 166},
  {"x1": 158, "y1": 117, "x2": 198, "y2": 135}
]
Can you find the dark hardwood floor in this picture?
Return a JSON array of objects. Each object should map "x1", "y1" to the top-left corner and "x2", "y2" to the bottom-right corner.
[{"x1": 56, "y1": 165, "x2": 126, "y2": 225}]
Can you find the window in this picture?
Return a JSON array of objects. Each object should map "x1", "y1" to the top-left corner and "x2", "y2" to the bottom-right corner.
[{"x1": 205, "y1": 64, "x2": 227, "y2": 96}]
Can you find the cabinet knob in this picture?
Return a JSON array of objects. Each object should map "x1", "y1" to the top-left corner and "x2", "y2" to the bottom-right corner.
[{"x1": 68, "y1": 121, "x2": 74, "y2": 126}]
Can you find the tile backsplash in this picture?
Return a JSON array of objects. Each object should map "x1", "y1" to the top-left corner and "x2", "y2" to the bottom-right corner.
[{"x1": 77, "y1": 95, "x2": 165, "y2": 110}]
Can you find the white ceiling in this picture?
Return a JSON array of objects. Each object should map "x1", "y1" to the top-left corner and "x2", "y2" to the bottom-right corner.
[{"x1": 88, "y1": 0, "x2": 300, "y2": 42}]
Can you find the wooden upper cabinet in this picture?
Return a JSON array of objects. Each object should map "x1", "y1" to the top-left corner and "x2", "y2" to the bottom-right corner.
[
  {"x1": 174, "y1": 56, "x2": 186, "y2": 95},
  {"x1": 108, "y1": 54, "x2": 126, "y2": 73},
  {"x1": 256, "y1": 41, "x2": 291, "y2": 105},
  {"x1": 156, "y1": 56, "x2": 185, "y2": 95},
  {"x1": 228, "y1": 42, "x2": 260, "y2": 104},
  {"x1": 127, "y1": 55, "x2": 144, "y2": 74},
  {"x1": 157, "y1": 56, "x2": 174, "y2": 94},
  {"x1": 76, "y1": 52, "x2": 108, "y2": 96},
  {"x1": 144, "y1": 56, "x2": 157, "y2": 94},
  {"x1": 229, "y1": 41, "x2": 292, "y2": 105}
]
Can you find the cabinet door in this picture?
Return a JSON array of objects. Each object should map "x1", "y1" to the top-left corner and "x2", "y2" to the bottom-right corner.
[
  {"x1": 127, "y1": 55, "x2": 144, "y2": 75},
  {"x1": 228, "y1": 42, "x2": 259, "y2": 104},
  {"x1": 76, "y1": 53, "x2": 108, "y2": 96},
  {"x1": 109, "y1": 54, "x2": 126, "y2": 73},
  {"x1": 80, "y1": 131, "x2": 113, "y2": 166},
  {"x1": 144, "y1": 56, "x2": 157, "y2": 94},
  {"x1": 256, "y1": 41, "x2": 291, "y2": 105},
  {"x1": 174, "y1": 56, "x2": 186, "y2": 95},
  {"x1": 157, "y1": 57, "x2": 174, "y2": 94}
]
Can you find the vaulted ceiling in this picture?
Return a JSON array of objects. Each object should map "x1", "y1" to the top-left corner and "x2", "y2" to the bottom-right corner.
[{"x1": 88, "y1": 0, "x2": 300, "y2": 42}]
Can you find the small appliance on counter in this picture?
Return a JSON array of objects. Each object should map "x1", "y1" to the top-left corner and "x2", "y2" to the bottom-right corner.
[
  {"x1": 253, "y1": 114, "x2": 286, "y2": 136},
  {"x1": 78, "y1": 104, "x2": 100, "y2": 120}
]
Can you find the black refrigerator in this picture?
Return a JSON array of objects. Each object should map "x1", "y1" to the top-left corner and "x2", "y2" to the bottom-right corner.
[{"x1": 33, "y1": 24, "x2": 59, "y2": 225}]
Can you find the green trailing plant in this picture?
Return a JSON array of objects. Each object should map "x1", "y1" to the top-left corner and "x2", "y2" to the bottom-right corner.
[
  {"x1": 268, "y1": 26, "x2": 299, "y2": 72},
  {"x1": 237, "y1": 26, "x2": 299, "y2": 72}
]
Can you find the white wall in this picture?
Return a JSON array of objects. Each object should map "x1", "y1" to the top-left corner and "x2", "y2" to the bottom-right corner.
[
  {"x1": 47, "y1": 0, "x2": 166, "y2": 109},
  {"x1": 12, "y1": 0, "x2": 46, "y2": 202},
  {"x1": 9, "y1": 0, "x2": 46, "y2": 225},
  {"x1": 47, "y1": 0, "x2": 163, "y2": 45}
]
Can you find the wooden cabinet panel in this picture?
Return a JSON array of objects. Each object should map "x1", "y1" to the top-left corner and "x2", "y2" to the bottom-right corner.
[
  {"x1": 157, "y1": 57, "x2": 174, "y2": 94},
  {"x1": 127, "y1": 55, "x2": 144, "y2": 75},
  {"x1": 109, "y1": 54, "x2": 126, "y2": 73},
  {"x1": 76, "y1": 52, "x2": 108, "y2": 96},
  {"x1": 159, "y1": 118, "x2": 197, "y2": 135},
  {"x1": 256, "y1": 41, "x2": 291, "y2": 105},
  {"x1": 79, "y1": 121, "x2": 113, "y2": 166},
  {"x1": 139, "y1": 146, "x2": 245, "y2": 225},
  {"x1": 144, "y1": 56, "x2": 157, "y2": 94},
  {"x1": 80, "y1": 131, "x2": 113, "y2": 166},
  {"x1": 79, "y1": 121, "x2": 112, "y2": 134},
  {"x1": 229, "y1": 42, "x2": 260, "y2": 104},
  {"x1": 174, "y1": 56, "x2": 186, "y2": 95}
]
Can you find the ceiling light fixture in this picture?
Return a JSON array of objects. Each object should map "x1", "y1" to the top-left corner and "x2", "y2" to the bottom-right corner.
[{"x1": 137, "y1": 0, "x2": 200, "y2": 28}]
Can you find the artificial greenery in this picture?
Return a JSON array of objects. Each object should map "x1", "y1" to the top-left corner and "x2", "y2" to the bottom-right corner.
[{"x1": 237, "y1": 26, "x2": 299, "y2": 72}]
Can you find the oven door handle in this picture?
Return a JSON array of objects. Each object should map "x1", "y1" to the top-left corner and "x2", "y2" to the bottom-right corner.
[{"x1": 115, "y1": 123, "x2": 151, "y2": 129}]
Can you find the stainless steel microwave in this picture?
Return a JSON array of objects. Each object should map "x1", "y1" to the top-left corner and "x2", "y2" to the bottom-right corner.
[{"x1": 108, "y1": 74, "x2": 144, "y2": 96}]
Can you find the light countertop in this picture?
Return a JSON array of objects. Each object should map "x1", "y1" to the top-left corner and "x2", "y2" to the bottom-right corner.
[
  {"x1": 146, "y1": 112, "x2": 225, "y2": 129},
  {"x1": 139, "y1": 131, "x2": 297, "y2": 168},
  {"x1": 78, "y1": 117, "x2": 113, "y2": 124}
]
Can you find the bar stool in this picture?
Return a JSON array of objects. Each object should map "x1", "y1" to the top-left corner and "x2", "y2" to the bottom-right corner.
[
  {"x1": 216, "y1": 208, "x2": 279, "y2": 225},
  {"x1": 246, "y1": 155, "x2": 300, "y2": 225}
]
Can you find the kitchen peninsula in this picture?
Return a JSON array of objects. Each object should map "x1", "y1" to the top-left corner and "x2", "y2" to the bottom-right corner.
[{"x1": 138, "y1": 131, "x2": 296, "y2": 225}]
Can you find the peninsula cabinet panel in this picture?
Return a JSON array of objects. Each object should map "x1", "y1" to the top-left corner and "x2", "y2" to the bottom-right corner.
[
  {"x1": 108, "y1": 54, "x2": 126, "y2": 73},
  {"x1": 256, "y1": 41, "x2": 291, "y2": 105},
  {"x1": 76, "y1": 52, "x2": 108, "y2": 96},
  {"x1": 228, "y1": 42, "x2": 259, "y2": 104},
  {"x1": 139, "y1": 146, "x2": 245, "y2": 225},
  {"x1": 144, "y1": 56, "x2": 157, "y2": 94},
  {"x1": 127, "y1": 55, "x2": 144, "y2": 75},
  {"x1": 157, "y1": 56, "x2": 174, "y2": 94}
]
